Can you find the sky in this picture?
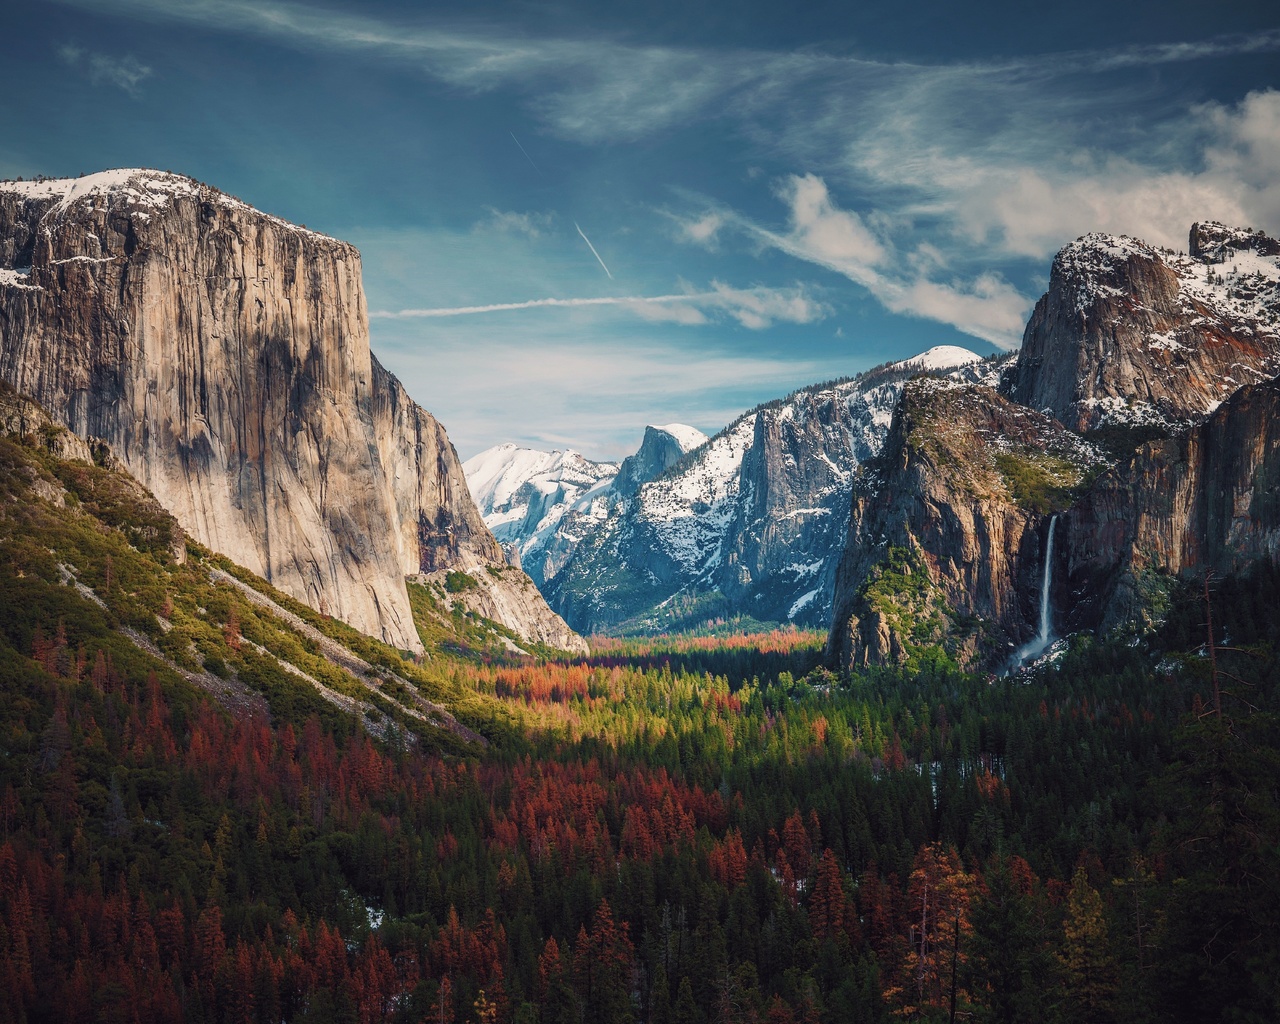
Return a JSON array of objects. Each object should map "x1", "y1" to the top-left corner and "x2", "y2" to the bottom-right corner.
[{"x1": 2, "y1": 1, "x2": 1278, "y2": 460}]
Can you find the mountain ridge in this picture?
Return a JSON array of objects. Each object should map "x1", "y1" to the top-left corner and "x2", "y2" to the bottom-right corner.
[
  {"x1": 470, "y1": 345, "x2": 995, "y2": 634},
  {"x1": 831, "y1": 221, "x2": 1280, "y2": 670}
]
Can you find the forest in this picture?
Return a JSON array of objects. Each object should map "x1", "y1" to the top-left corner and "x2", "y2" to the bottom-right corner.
[{"x1": 0, "y1": 426, "x2": 1278, "y2": 1023}]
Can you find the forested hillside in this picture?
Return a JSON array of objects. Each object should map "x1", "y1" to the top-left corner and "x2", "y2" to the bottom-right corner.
[{"x1": 0, "y1": 408, "x2": 1278, "y2": 1023}]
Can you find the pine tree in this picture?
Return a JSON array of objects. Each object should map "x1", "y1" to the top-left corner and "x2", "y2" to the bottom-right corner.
[
  {"x1": 673, "y1": 977, "x2": 702, "y2": 1024},
  {"x1": 1057, "y1": 865, "x2": 1115, "y2": 1024}
]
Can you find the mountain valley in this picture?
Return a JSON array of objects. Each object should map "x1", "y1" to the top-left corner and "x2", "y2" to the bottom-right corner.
[{"x1": 1, "y1": 167, "x2": 1278, "y2": 1024}]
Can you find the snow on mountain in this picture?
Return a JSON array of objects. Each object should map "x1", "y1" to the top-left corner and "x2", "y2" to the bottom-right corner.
[
  {"x1": 654, "y1": 422, "x2": 709, "y2": 452},
  {"x1": 462, "y1": 444, "x2": 617, "y2": 581},
  {"x1": 463, "y1": 422, "x2": 713, "y2": 588},
  {"x1": 1007, "y1": 222, "x2": 1280, "y2": 431},
  {"x1": 896, "y1": 345, "x2": 984, "y2": 373},
  {"x1": 542, "y1": 345, "x2": 998, "y2": 633},
  {"x1": 0, "y1": 169, "x2": 338, "y2": 241},
  {"x1": 635, "y1": 414, "x2": 757, "y2": 575}
]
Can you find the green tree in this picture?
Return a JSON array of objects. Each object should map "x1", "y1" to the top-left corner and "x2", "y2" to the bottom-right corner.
[{"x1": 1057, "y1": 865, "x2": 1115, "y2": 1024}]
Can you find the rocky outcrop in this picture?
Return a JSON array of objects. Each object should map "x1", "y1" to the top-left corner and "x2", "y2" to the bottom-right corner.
[
  {"x1": 828, "y1": 379, "x2": 1105, "y2": 671},
  {"x1": 0, "y1": 377, "x2": 96, "y2": 466},
  {"x1": 0, "y1": 169, "x2": 581, "y2": 655},
  {"x1": 414, "y1": 565, "x2": 589, "y2": 655},
  {"x1": 613, "y1": 424, "x2": 707, "y2": 496},
  {"x1": 1061, "y1": 374, "x2": 1280, "y2": 632},
  {"x1": 1004, "y1": 224, "x2": 1280, "y2": 432},
  {"x1": 0, "y1": 378, "x2": 188, "y2": 562}
]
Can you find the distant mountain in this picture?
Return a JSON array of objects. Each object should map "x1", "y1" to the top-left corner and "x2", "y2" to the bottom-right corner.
[
  {"x1": 463, "y1": 422, "x2": 707, "y2": 587},
  {"x1": 0, "y1": 169, "x2": 585, "y2": 656},
  {"x1": 467, "y1": 345, "x2": 994, "y2": 634}
]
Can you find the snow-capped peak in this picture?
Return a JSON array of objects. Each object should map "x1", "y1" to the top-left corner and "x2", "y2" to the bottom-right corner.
[
  {"x1": 893, "y1": 345, "x2": 983, "y2": 374},
  {"x1": 0, "y1": 169, "x2": 338, "y2": 241},
  {"x1": 649, "y1": 423, "x2": 708, "y2": 453}
]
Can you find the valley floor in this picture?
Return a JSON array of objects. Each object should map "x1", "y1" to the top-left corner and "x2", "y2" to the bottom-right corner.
[{"x1": 0, "y1": 423, "x2": 1278, "y2": 1023}]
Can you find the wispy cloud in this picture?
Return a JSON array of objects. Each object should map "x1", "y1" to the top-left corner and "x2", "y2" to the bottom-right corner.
[
  {"x1": 49, "y1": 1, "x2": 1280, "y2": 141},
  {"x1": 58, "y1": 43, "x2": 153, "y2": 95},
  {"x1": 378, "y1": 329, "x2": 829, "y2": 459},
  {"x1": 475, "y1": 207, "x2": 554, "y2": 238},
  {"x1": 50, "y1": 0, "x2": 1280, "y2": 347},
  {"x1": 372, "y1": 283, "x2": 829, "y2": 330},
  {"x1": 685, "y1": 175, "x2": 1030, "y2": 347},
  {"x1": 674, "y1": 212, "x2": 725, "y2": 248}
]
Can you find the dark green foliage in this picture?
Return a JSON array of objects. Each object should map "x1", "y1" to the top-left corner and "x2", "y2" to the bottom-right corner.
[
  {"x1": 993, "y1": 451, "x2": 1085, "y2": 514},
  {"x1": 2, "y1": 417, "x2": 1280, "y2": 1023},
  {"x1": 444, "y1": 570, "x2": 478, "y2": 593}
]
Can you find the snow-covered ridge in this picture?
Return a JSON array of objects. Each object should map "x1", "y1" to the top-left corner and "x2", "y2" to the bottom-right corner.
[
  {"x1": 895, "y1": 345, "x2": 983, "y2": 373},
  {"x1": 636, "y1": 414, "x2": 757, "y2": 573},
  {"x1": 1055, "y1": 227, "x2": 1280, "y2": 340},
  {"x1": 1008, "y1": 221, "x2": 1280, "y2": 433},
  {"x1": 535, "y1": 344, "x2": 989, "y2": 631},
  {"x1": 0, "y1": 169, "x2": 341, "y2": 243},
  {"x1": 651, "y1": 422, "x2": 708, "y2": 452},
  {"x1": 462, "y1": 443, "x2": 618, "y2": 580}
]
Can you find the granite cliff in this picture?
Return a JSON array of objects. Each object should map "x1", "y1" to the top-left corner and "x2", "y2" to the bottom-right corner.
[
  {"x1": 0, "y1": 169, "x2": 582, "y2": 655},
  {"x1": 827, "y1": 379, "x2": 1104, "y2": 671},
  {"x1": 1005, "y1": 223, "x2": 1280, "y2": 432},
  {"x1": 1061, "y1": 374, "x2": 1280, "y2": 633},
  {"x1": 831, "y1": 223, "x2": 1280, "y2": 670}
]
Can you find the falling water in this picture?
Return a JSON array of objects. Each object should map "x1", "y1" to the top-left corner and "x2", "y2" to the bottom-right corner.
[{"x1": 1011, "y1": 515, "x2": 1058, "y2": 670}]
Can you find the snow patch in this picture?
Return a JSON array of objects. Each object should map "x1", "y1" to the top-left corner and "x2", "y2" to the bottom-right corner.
[
  {"x1": 0, "y1": 266, "x2": 37, "y2": 289},
  {"x1": 788, "y1": 588, "x2": 820, "y2": 620},
  {"x1": 651, "y1": 423, "x2": 709, "y2": 453},
  {"x1": 893, "y1": 345, "x2": 982, "y2": 373},
  {"x1": 0, "y1": 169, "x2": 340, "y2": 242}
]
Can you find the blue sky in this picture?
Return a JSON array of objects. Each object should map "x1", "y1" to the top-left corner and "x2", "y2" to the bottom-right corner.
[{"x1": 2, "y1": 1, "x2": 1278, "y2": 459}]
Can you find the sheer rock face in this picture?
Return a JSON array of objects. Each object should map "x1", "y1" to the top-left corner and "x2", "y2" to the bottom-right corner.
[
  {"x1": 1004, "y1": 225, "x2": 1280, "y2": 433},
  {"x1": 1061, "y1": 375, "x2": 1280, "y2": 631},
  {"x1": 828, "y1": 379, "x2": 1104, "y2": 672},
  {"x1": 369, "y1": 357, "x2": 503, "y2": 577},
  {"x1": 613, "y1": 425, "x2": 704, "y2": 497},
  {"x1": 0, "y1": 170, "x2": 577, "y2": 654}
]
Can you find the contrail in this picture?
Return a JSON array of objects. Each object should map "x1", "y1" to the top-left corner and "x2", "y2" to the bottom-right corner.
[
  {"x1": 574, "y1": 222, "x2": 613, "y2": 279},
  {"x1": 372, "y1": 292, "x2": 714, "y2": 318},
  {"x1": 509, "y1": 131, "x2": 542, "y2": 177}
]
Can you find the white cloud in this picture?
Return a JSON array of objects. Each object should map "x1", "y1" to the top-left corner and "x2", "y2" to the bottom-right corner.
[
  {"x1": 676, "y1": 212, "x2": 724, "y2": 248},
  {"x1": 475, "y1": 207, "x2": 554, "y2": 238},
  {"x1": 716, "y1": 174, "x2": 1031, "y2": 347},
  {"x1": 892, "y1": 274, "x2": 1029, "y2": 347},
  {"x1": 372, "y1": 282, "x2": 828, "y2": 330},
  {"x1": 781, "y1": 174, "x2": 885, "y2": 270},
  {"x1": 703, "y1": 280, "x2": 829, "y2": 330},
  {"x1": 58, "y1": 43, "x2": 152, "y2": 95}
]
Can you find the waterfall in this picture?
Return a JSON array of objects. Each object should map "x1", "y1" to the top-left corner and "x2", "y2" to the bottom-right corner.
[{"x1": 1011, "y1": 515, "x2": 1057, "y2": 670}]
